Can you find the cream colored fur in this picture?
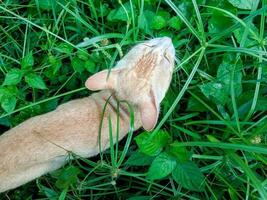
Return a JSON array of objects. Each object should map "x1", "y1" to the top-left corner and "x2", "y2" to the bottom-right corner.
[{"x1": 0, "y1": 37, "x2": 175, "y2": 193}]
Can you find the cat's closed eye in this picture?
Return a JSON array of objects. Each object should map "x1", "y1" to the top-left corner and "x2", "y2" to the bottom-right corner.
[{"x1": 163, "y1": 51, "x2": 171, "y2": 63}]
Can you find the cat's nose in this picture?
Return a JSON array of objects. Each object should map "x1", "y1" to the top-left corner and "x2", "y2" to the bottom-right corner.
[
  {"x1": 160, "y1": 37, "x2": 172, "y2": 44},
  {"x1": 157, "y1": 37, "x2": 173, "y2": 50}
]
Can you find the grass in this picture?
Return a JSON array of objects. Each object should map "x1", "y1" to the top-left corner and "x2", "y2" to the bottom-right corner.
[{"x1": 0, "y1": 0, "x2": 267, "y2": 199}]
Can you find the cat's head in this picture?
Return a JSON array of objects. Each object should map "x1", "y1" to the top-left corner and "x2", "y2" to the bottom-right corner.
[{"x1": 85, "y1": 37, "x2": 175, "y2": 131}]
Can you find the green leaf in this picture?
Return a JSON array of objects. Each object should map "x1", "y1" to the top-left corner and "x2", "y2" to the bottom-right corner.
[
  {"x1": 48, "y1": 55, "x2": 62, "y2": 74},
  {"x1": 21, "y1": 51, "x2": 34, "y2": 69},
  {"x1": 186, "y1": 96, "x2": 208, "y2": 112},
  {"x1": 139, "y1": 10, "x2": 155, "y2": 34},
  {"x1": 71, "y1": 56, "x2": 85, "y2": 73},
  {"x1": 147, "y1": 152, "x2": 177, "y2": 180},
  {"x1": 172, "y1": 161, "x2": 205, "y2": 192},
  {"x1": 157, "y1": 10, "x2": 170, "y2": 20},
  {"x1": 150, "y1": 15, "x2": 167, "y2": 30},
  {"x1": 135, "y1": 130, "x2": 171, "y2": 156},
  {"x1": 208, "y1": 2, "x2": 236, "y2": 34},
  {"x1": 3, "y1": 69, "x2": 23, "y2": 85},
  {"x1": 36, "y1": 0, "x2": 56, "y2": 10},
  {"x1": 233, "y1": 22, "x2": 258, "y2": 47},
  {"x1": 107, "y1": 2, "x2": 135, "y2": 22},
  {"x1": 217, "y1": 54, "x2": 243, "y2": 96},
  {"x1": 1, "y1": 95, "x2": 16, "y2": 113},
  {"x1": 84, "y1": 60, "x2": 96, "y2": 73},
  {"x1": 168, "y1": 141, "x2": 191, "y2": 162},
  {"x1": 77, "y1": 49, "x2": 89, "y2": 60},
  {"x1": 126, "y1": 151, "x2": 154, "y2": 166},
  {"x1": 55, "y1": 166, "x2": 81, "y2": 190},
  {"x1": 168, "y1": 16, "x2": 182, "y2": 30},
  {"x1": 200, "y1": 82, "x2": 228, "y2": 105},
  {"x1": 200, "y1": 54, "x2": 243, "y2": 105},
  {"x1": 25, "y1": 73, "x2": 47, "y2": 89},
  {"x1": 55, "y1": 43, "x2": 73, "y2": 54},
  {"x1": 227, "y1": 0, "x2": 256, "y2": 10}
]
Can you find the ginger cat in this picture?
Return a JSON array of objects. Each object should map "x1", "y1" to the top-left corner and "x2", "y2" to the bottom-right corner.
[{"x1": 0, "y1": 37, "x2": 175, "y2": 193}]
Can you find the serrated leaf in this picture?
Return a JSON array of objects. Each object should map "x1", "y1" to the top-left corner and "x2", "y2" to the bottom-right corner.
[
  {"x1": 3, "y1": 69, "x2": 23, "y2": 85},
  {"x1": 150, "y1": 15, "x2": 167, "y2": 30},
  {"x1": 49, "y1": 55, "x2": 62, "y2": 74},
  {"x1": 25, "y1": 73, "x2": 47, "y2": 89},
  {"x1": 126, "y1": 151, "x2": 154, "y2": 166},
  {"x1": 168, "y1": 141, "x2": 190, "y2": 162},
  {"x1": 147, "y1": 152, "x2": 177, "y2": 180},
  {"x1": 84, "y1": 60, "x2": 96, "y2": 73},
  {"x1": 227, "y1": 0, "x2": 256, "y2": 10},
  {"x1": 168, "y1": 16, "x2": 182, "y2": 31},
  {"x1": 217, "y1": 54, "x2": 243, "y2": 96},
  {"x1": 233, "y1": 22, "x2": 258, "y2": 47},
  {"x1": 55, "y1": 43, "x2": 73, "y2": 54},
  {"x1": 55, "y1": 166, "x2": 81, "y2": 190},
  {"x1": 139, "y1": 10, "x2": 155, "y2": 34},
  {"x1": 21, "y1": 51, "x2": 34, "y2": 69},
  {"x1": 200, "y1": 82, "x2": 228, "y2": 105},
  {"x1": 36, "y1": 0, "x2": 68, "y2": 13},
  {"x1": 107, "y1": 2, "x2": 135, "y2": 22},
  {"x1": 135, "y1": 130, "x2": 171, "y2": 156},
  {"x1": 77, "y1": 49, "x2": 89, "y2": 60},
  {"x1": 172, "y1": 161, "x2": 205, "y2": 192},
  {"x1": 1, "y1": 95, "x2": 16, "y2": 113},
  {"x1": 37, "y1": 0, "x2": 57, "y2": 10},
  {"x1": 200, "y1": 54, "x2": 243, "y2": 106},
  {"x1": 208, "y1": 2, "x2": 236, "y2": 34},
  {"x1": 71, "y1": 56, "x2": 85, "y2": 73}
]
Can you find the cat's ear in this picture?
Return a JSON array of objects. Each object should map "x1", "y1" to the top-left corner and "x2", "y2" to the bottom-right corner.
[
  {"x1": 85, "y1": 70, "x2": 117, "y2": 91},
  {"x1": 140, "y1": 90, "x2": 159, "y2": 131}
]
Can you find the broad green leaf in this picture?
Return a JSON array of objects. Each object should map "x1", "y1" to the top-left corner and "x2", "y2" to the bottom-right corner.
[
  {"x1": 157, "y1": 10, "x2": 170, "y2": 20},
  {"x1": 56, "y1": 166, "x2": 81, "y2": 190},
  {"x1": 135, "y1": 130, "x2": 171, "y2": 156},
  {"x1": 200, "y1": 82, "x2": 228, "y2": 105},
  {"x1": 3, "y1": 69, "x2": 23, "y2": 85},
  {"x1": 84, "y1": 60, "x2": 96, "y2": 73},
  {"x1": 126, "y1": 151, "x2": 154, "y2": 166},
  {"x1": 55, "y1": 43, "x2": 73, "y2": 54},
  {"x1": 147, "y1": 152, "x2": 177, "y2": 180},
  {"x1": 21, "y1": 51, "x2": 34, "y2": 69},
  {"x1": 48, "y1": 55, "x2": 62, "y2": 74},
  {"x1": 168, "y1": 16, "x2": 182, "y2": 30},
  {"x1": 172, "y1": 161, "x2": 205, "y2": 192},
  {"x1": 200, "y1": 54, "x2": 243, "y2": 106},
  {"x1": 208, "y1": 2, "x2": 236, "y2": 34},
  {"x1": 35, "y1": 0, "x2": 69, "y2": 12},
  {"x1": 233, "y1": 22, "x2": 258, "y2": 47},
  {"x1": 150, "y1": 15, "x2": 167, "y2": 30},
  {"x1": 186, "y1": 96, "x2": 208, "y2": 112},
  {"x1": 71, "y1": 56, "x2": 85, "y2": 73},
  {"x1": 217, "y1": 54, "x2": 243, "y2": 96},
  {"x1": 77, "y1": 49, "x2": 89, "y2": 60},
  {"x1": 36, "y1": 0, "x2": 56, "y2": 10},
  {"x1": 107, "y1": 2, "x2": 135, "y2": 22},
  {"x1": 25, "y1": 73, "x2": 47, "y2": 89},
  {"x1": 139, "y1": 10, "x2": 155, "y2": 34},
  {"x1": 168, "y1": 141, "x2": 191, "y2": 162},
  {"x1": 37, "y1": 185, "x2": 58, "y2": 199},
  {"x1": 1, "y1": 95, "x2": 16, "y2": 113},
  {"x1": 227, "y1": 0, "x2": 256, "y2": 10}
]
